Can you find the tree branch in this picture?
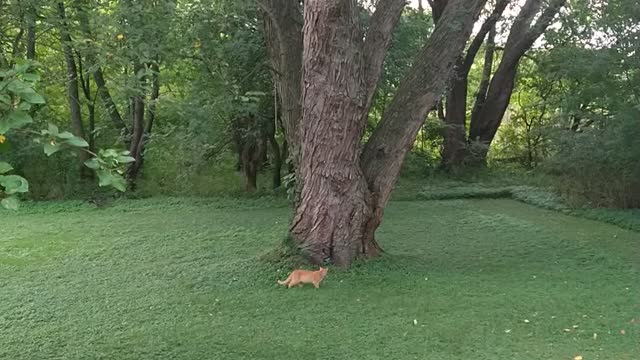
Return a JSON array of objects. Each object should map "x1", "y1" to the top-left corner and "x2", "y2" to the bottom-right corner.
[
  {"x1": 504, "y1": 0, "x2": 567, "y2": 68},
  {"x1": 428, "y1": 0, "x2": 448, "y2": 23},
  {"x1": 361, "y1": 0, "x2": 488, "y2": 206},
  {"x1": 462, "y1": 0, "x2": 510, "y2": 70},
  {"x1": 362, "y1": 0, "x2": 406, "y2": 110},
  {"x1": 519, "y1": 0, "x2": 567, "y2": 51}
]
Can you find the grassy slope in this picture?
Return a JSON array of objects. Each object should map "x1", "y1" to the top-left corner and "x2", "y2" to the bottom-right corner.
[{"x1": 1, "y1": 198, "x2": 638, "y2": 359}]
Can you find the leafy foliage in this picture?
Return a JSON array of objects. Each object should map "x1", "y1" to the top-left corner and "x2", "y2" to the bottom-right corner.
[
  {"x1": 0, "y1": 62, "x2": 133, "y2": 209},
  {"x1": 545, "y1": 109, "x2": 640, "y2": 208}
]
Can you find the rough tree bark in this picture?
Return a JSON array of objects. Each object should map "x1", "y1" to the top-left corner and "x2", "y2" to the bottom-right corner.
[
  {"x1": 441, "y1": 0, "x2": 509, "y2": 170},
  {"x1": 268, "y1": 0, "x2": 487, "y2": 266},
  {"x1": 468, "y1": 0, "x2": 567, "y2": 162}
]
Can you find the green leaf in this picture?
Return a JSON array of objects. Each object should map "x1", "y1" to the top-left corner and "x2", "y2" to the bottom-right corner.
[
  {"x1": 102, "y1": 149, "x2": 119, "y2": 158},
  {"x1": 9, "y1": 110, "x2": 32, "y2": 125},
  {"x1": 96, "y1": 169, "x2": 113, "y2": 187},
  {"x1": 47, "y1": 123, "x2": 59, "y2": 136},
  {"x1": 20, "y1": 91, "x2": 45, "y2": 104},
  {"x1": 0, "y1": 94, "x2": 10, "y2": 105},
  {"x1": 117, "y1": 155, "x2": 136, "y2": 164},
  {"x1": 1, "y1": 196, "x2": 20, "y2": 210},
  {"x1": 0, "y1": 161, "x2": 13, "y2": 174},
  {"x1": 43, "y1": 141, "x2": 62, "y2": 156},
  {"x1": 65, "y1": 136, "x2": 89, "y2": 148},
  {"x1": 56, "y1": 131, "x2": 75, "y2": 139},
  {"x1": 111, "y1": 175, "x2": 127, "y2": 192},
  {"x1": 13, "y1": 62, "x2": 30, "y2": 74},
  {"x1": 22, "y1": 73, "x2": 40, "y2": 82},
  {"x1": 96, "y1": 170, "x2": 127, "y2": 192},
  {"x1": 7, "y1": 79, "x2": 30, "y2": 93},
  {"x1": 0, "y1": 139, "x2": 11, "y2": 153},
  {"x1": 17, "y1": 102, "x2": 32, "y2": 111},
  {"x1": 0, "y1": 175, "x2": 29, "y2": 194},
  {"x1": 84, "y1": 158, "x2": 101, "y2": 170},
  {"x1": 0, "y1": 111, "x2": 33, "y2": 133}
]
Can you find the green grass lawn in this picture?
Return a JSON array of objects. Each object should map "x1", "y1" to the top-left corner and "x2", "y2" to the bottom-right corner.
[{"x1": 1, "y1": 198, "x2": 638, "y2": 359}]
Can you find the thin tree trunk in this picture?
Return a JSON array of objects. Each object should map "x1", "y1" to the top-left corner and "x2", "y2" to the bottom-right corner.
[
  {"x1": 269, "y1": 134, "x2": 282, "y2": 189},
  {"x1": 95, "y1": 69, "x2": 129, "y2": 135},
  {"x1": 26, "y1": 4, "x2": 36, "y2": 60},
  {"x1": 10, "y1": 25, "x2": 24, "y2": 60},
  {"x1": 441, "y1": 56, "x2": 469, "y2": 170},
  {"x1": 260, "y1": 0, "x2": 303, "y2": 167},
  {"x1": 127, "y1": 63, "x2": 146, "y2": 185},
  {"x1": 57, "y1": 1, "x2": 90, "y2": 177},
  {"x1": 129, "y1": 62, "x2": 159, "y2": 184},
  {"x1": 78, "y1": 52, "x2": 97, "y2": 153},
  {"x1": 469, "y1": 26, "x2": 496, "y2": 128}
]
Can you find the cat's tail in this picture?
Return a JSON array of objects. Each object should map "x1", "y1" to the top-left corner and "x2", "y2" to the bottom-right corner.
[{"x1": 277, "y1": 274, "x2": 292, "y2": 285}]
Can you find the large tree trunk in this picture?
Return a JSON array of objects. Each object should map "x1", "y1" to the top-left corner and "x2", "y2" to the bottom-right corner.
[
  {"x1": 467, "y1": 0, "x2": 567, "y2": 163},
  {"x1": 290, "y1": 0, "x2": 377, "y2": 265},
  {"x1": 288, "y1": 0, "x2": 485, "y2": 266},
  {"x1": 468, "y1": 61, "x2": 517, "y2": 146},
  {"x1": 441, "y1": 59, "x2": 469, "y2": 170}
]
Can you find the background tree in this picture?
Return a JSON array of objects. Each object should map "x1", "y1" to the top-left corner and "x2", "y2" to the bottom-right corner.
[{"x1": 439, "y1": 0, "x2": 567, "y2": 170}]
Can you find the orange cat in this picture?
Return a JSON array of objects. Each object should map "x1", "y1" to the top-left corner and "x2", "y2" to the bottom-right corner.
[{"x1": 277, "y1": 267, "x2": 328, "y2": 288}]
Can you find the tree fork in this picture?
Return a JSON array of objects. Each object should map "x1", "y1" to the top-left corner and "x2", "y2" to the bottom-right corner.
[{"x1": 267, "y1": 0, "x2": 487, "y2": 266}]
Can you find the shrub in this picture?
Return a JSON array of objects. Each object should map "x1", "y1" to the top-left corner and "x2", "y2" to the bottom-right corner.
[{"x1": 544, "y1": 108, "x2": 640, "y2": 208}]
